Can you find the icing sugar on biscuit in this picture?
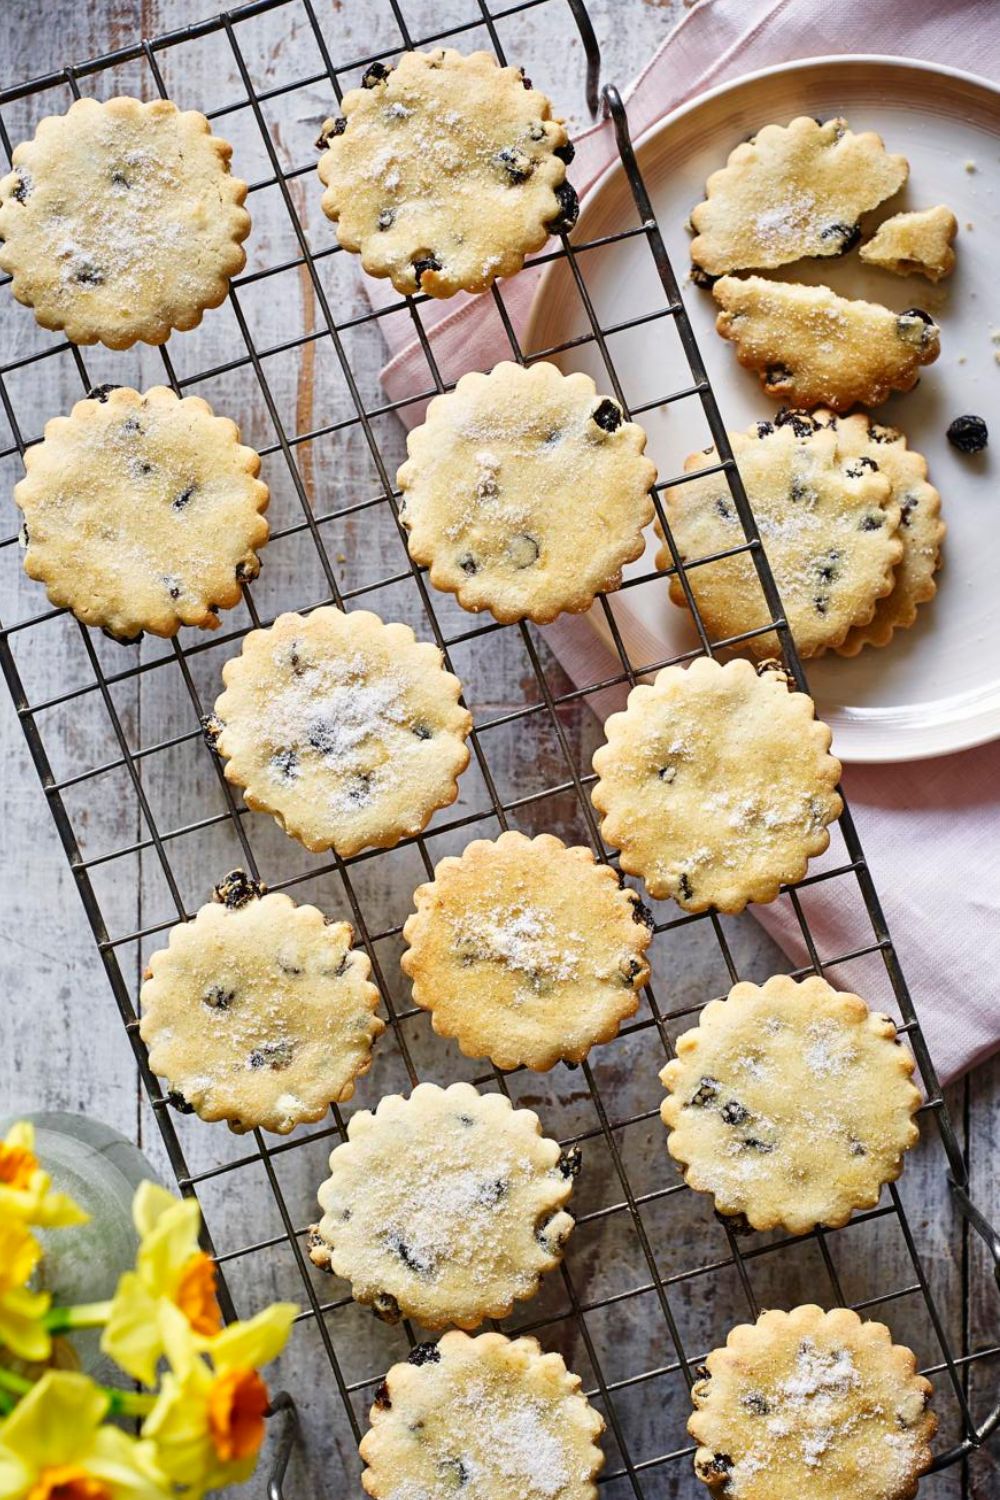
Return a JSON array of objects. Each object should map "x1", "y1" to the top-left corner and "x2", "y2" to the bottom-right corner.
[{"x1": 399, "y1": 361, "x2": 655, "y2": 624}]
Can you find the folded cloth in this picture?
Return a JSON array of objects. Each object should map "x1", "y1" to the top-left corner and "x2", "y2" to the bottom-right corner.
[{"x1": 367, "y1": 0, "x2": 1000, "y2": 1084}]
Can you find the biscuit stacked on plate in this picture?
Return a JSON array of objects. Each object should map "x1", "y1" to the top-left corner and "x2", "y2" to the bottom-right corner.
[{"x1": 681, "y1": 116, "x2": 951, "y2": 658}]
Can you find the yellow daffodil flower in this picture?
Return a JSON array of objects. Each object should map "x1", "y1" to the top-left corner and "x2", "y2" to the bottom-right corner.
[
  {"x1": 142, "y1": 1301, "x2": 297, "y2": 1494},
  {"x1": 0, "y1": 1123, "x2": 88, "y2": 1229},
  {"x1": 0, "y1": 1222, "x2": 50, "y2": 1364},
  {"x1": 102, "y1": 1183, "x2": 224, "y2": 1385},
  {"x1": 0, "y1": 1370, "x2": 168, "y2": 1500}
]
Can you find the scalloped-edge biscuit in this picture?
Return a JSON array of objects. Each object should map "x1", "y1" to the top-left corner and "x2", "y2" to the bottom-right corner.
[
  {"x1": 660, "y1": 973, "x2": 920, "y2": 1234},
  {"x1": 859, "y1": 206, "x2": 958, "y2": 282},
  {"x1": 712, "y1": 277, "x2": 940, "y2": 412},
  {"x1": 139, "y1": 871, "x2": 383, "y2": 1135},
  {"x1": 658, "y1": 415, "x2": 901, "y2": 658},
  {"x1": 690, "y1": 116, "x2": 908, "y2": 280},
  {"x1": 209, "y1": 607, "x2": 472, "y2": 857},
  {"x1": 359, "y1": 1329, "x2": 605, "y2": 1499},
  {"x1": 318, "y1": 49, "x2": 577, "y2": 298},
  {"x1": 0, "y1": 96, "x2": 249, "y2": 348},
  {"x1": 398, "y1": 361, "x2": 656, "y2": 624},
  {"x1": 690, "y1": 1304, "x2": 935, "y2": 1499},
  {"x1": 591, "y1": 657, "x2": 843, "y2": 913},
  {"x1": 309, "y1": 1082, "x2": 575, "y2": 1329},
  {"x1": 14, "y1": 385, "x2": 269, "y2": 642},
  {"x1": 401, "y1": 830, "x2": 652, "y2": 1071},
  {"x1": 811, "y1": 409, "x2": 945, "y2": 654}
]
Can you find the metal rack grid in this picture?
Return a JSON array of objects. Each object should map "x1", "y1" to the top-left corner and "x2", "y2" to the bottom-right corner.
[{"x1": 0, "y1": 0, "x2": 998, "y2": 1493}]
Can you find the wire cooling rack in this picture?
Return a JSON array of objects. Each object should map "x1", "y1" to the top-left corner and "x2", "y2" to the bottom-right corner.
[{"x1": 1, "y1": 0, "x2": 999, "y2": 1494}]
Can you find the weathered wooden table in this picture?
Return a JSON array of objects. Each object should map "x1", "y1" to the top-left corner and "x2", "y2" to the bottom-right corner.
[{"x1": 1, "y1": 2, "x2": 997, "y2": 1495}]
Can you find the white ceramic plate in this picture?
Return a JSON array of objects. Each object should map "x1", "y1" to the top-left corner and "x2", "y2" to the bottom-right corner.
[{"x1": 527, "y1": 56, "x2": 999, "y2": 762}]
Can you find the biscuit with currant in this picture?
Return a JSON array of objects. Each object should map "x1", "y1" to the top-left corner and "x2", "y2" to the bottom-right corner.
[
  {"x1": 140, "y1": 872, "x2": 383, "y2": 1134},
  {"x1": 690, "y1": 116, "x2": 907, "y2": 280},
  {"x1": 401, "y1": 830, "x2": 652, "y2": 1071},
  {"x1": 209, "y1": 607, "x2": 472, "y2": 857},
  {"x1": 659, "y1": 413, "x2": 901, "y2": 657},
  {"x1": 0, "y1": 96, "x2": 249, "y2": 348},
  {"x1": 15, "y1": 385, "x2": 268, "y2": 642},
  {"x1": 690, "y1": 1304, "x2": 935, "y2": 1499},
  {"x1": 318, "y1": 49, "x2": 577, "y2": 298},
  {"x1": 359, "y1": 1330, "x2": 605, "y2": 1499},
  {"x1": 660, "y1": 973, "x2": 920, "y2": 1234},
  {"x1": 398, "y1": 362, "x2": 655, "y2": 624},
  {"x1": 712, "y1": 277, "x2": 940, "y2": 411},
  {"x1": 591, "y1": 657, "x2": 842, "y2": 912},
  {"x1": 309, "y1": 1082, "x2": 575, "y2": 1329}
]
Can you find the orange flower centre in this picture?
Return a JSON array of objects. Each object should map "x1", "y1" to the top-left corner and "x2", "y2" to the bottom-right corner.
[
  {"x1": 27, "y1": 1467, "x2": 111, "y2": 1500},
  {"x1": 175, "y1": 1250, "x2": 223, "y2": 1336},
  {"x1": 0, "y1": 1141, "x2": 38, "y2": 1191},
  {"x1": 207, "y1": 1367, "x2": 270, "y2": 1462}
]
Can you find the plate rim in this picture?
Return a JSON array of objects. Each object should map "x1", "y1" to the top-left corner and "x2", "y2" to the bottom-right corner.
[{"x1": 526, "y1": 52, "x2": 1000, "y2": 764}]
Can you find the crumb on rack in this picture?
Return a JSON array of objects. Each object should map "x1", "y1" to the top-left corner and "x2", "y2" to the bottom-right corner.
[{"x1": 964, "y1": 160, "x2": 977, "y2": 172}]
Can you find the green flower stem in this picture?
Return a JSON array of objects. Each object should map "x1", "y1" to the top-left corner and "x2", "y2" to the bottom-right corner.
[
  {"x1": 0, "y1": 1367, "x2": 155, "y2": 1418},
  {"x1": 105, "y1": 1386, "x2": 156, "y2": 1417},
  {"x1": 43, "y1": 1298, "x2": 112, "y2": 1332},
  {"x1": 0, "y1": 1369, "x2": 32, "y2": 1398},
  {"x1": 0, "y1": 1387, "x2": 14, "y2": 1417}
]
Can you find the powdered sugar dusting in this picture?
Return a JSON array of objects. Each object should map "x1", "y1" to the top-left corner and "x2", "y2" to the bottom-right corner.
[
  {"x1": 450, "y1": 904, "x2": 585, "y2": 986},
  {"x1": 451, "y1": 1384, "x2": 571, "y2": 1498},
  {"x1": 753, "y1": 192, "x2": 817, "y2": 251}
]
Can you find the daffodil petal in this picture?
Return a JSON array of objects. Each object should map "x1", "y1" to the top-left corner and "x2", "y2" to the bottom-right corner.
[
  {"x1": 101, "y1": 1272, "x2": 164, "y2": 1386},
  {"x1": 0, "y1": 1443, "x2": 32, "y2": 1500},
  {"x1": 0, "y1": 1183, "x2": 90, "y2": 1229},
  {"x1": 86, "y1": 1427, "x2": 172, "y2": 1499},
  {"x1": 2, "y1": 1123, "x2": 33, "y2": 1154},
  {"x1": 0, "y1": 1371, "x2": 107, "y2": 1469},
  {"x1": 131, "y1": 1181, "x2": 182, "y2": 1239},
  {"x1": 137, "y1": 1200, "x2": 203, "y2": 1301},
  {"x1": 141, "y1": 1367, "x2": 215, "y2": 1488},
  {"x1": 158, "y1": 1299, "x2": 213, "y2": 1378},
  {"x1": 210, "y1": 1303, "x2": 298, "y2": 1373},
  {"x1": 0, "y1": 1287, "x2": 52, "y2": 1363}
]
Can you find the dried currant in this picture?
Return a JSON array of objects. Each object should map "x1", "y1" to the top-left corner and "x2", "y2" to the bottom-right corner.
[
  {"x1": 689, "y1": 263, "x2": 719, "y2": 290},
  {"x1": 558, "y1": 1145, "x2": 583, "y2": 1179},
  {"x1": 248, "y1": 1039, "x2": 294, "y2": 1070},
  {"x1": 546, "y1": 180, "x2": 579, "y2": 235},
  {"x1": 946, "y1": 413, "x2": 988, "y2": 453},
  {"x1": 316, "y1": 117, "x2": 347, "y2": 150},
  {"x1": 690, "y1": 1077, "x2": 719, "y2": 1108},
  {"x1": 592, "y1": 397, "x2": 623, "y2": 433},
  {"x1": 373, "y1": 1290, "x2": 401, "y2": 1323},
  {"x1": 268, "y1": 744, "x2": 299, "y2": 780},
  {"x1": 408, "y1": 1341, "x2": 441, "y2": 1366},
  {"x1": 201, "y1": 713, "x2": 224, "y2": 750},
  {"x1": 819, "y1": 220, "x2": 861, "y2": 254},
  {"x1": 495, "y1": 146, "x2": 533, "y2": 183},
  {"x1": 412, "y1": 253, "x2": 442, "y2": 286},
  {"x1": 361, "y1": 61, "x2": 392, "y2": 89},
  {"x1": 203, "y1": 984, "x2": 236, "y2": 1010}
]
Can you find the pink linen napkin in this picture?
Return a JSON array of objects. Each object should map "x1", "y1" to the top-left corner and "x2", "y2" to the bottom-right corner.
[{"x1": 370, "y1": 0, "x2": 1000, "y2": 1084}]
